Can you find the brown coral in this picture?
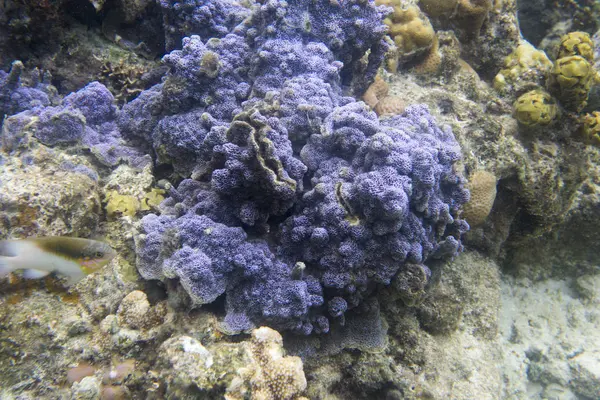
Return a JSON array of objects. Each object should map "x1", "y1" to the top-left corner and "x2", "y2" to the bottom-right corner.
[
  {"x1": 419, "y1": 0, "x2": 492, "y2": 38},
  {"x1": 456, "y1": 0, "x2": 493, "y2": 37},
  {"x1": 462, "y1": 170, "x2": 497, "y2": 227},
  {"x1": 226, "y1": 327, "x2": 308, "y2": 400},
  {"x1": 362, "y1": 75, "x2": 389, "y2": 108},
  {"x1": 374, "y1": 95, "x2": 406, "y2": 117},
  {"x1": 419, "y1": 0, "x2": 457, "y2": 17}
]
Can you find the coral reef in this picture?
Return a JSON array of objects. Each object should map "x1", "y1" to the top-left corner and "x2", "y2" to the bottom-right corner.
[
  {"x1": 0, "y1": 148, "x2": 101, "y2": 239},
  {"x1": 1, "y1": 0, "x2": 599, "y2": 399},
  {"x1": 135, "y1": 102, "x2": 469, "y2": 335}
]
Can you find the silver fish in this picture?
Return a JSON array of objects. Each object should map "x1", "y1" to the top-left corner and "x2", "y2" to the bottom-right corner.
[{"x1": 0, "y1": 237, "x2": 116, "y2": 284}]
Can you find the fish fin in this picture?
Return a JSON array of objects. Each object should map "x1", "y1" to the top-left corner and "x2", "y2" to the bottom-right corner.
[
  {"x1": 0, "y1": 255, "x2": 16, "y2": 276},
  {"x1": 21, "y1": 269, "x2": 51, "y2": 279}
]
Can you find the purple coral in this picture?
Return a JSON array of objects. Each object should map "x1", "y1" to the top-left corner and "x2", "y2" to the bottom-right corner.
[
  {"x1": 136, "y1": 212, "x2": 323, "y2": 334},
  {"x1": 241, "y1": 0, "x2": 391, "y2": 85},
  {"x1": 159, "y1": 0, "x2": 250, "y2": 51},
  {"x1": 0, "y1": 61, "x2": 55, "y2": 120},
  {"x1": 280, "y1": 103, "x2": 469, "y2": 319},
  {"x1": 128, "y1": 1, "x2": 469, "y2": 335},
  {"x1": 162, "y1": 34, "x2": 252, "y2": 119},
  {"x1": 209, "y1": 110, "x2": 307, "y2": 227},
  {"x1": 137, "y1": 103, "x2": 469, "y2": 334},
  {"x1": 63, "y1": 81, "x2": 117, "y2": 126}
]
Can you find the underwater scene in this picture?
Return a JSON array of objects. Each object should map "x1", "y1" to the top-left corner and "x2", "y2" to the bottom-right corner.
[{"x1": 0, "y1": 0, "x2": 599, "y2": 399}]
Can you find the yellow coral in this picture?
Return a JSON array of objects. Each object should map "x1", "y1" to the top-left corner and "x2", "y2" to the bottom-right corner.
[
  {"x1": 105, "y1": 190, "x2": 140, "y2": 219},
  {"x1": 493, "y1": 42, "x2": 553, "y2": 94},
  {"x1": 547, "y1": 55, "x2": 596, "y2": 112},
  {"x1": 105, "y1": 188, "x2": 164, "y2": 218},
  {"x1": 579, "y1": 112, "x2": 600, "y2": 147},
  {"x1": 376, "y1": 1, "x2": 435, "y2": 55},
  {"x1": 462, "y1": 170, "x2": 497, "y2": 227},
  {"x1": 141, "y1": 188, "x2": 165, "y2": 211},
  {"x1": 556, "y1": 31, "x2": 594, "y2": 63},
  {"x1": 513, "y1": 89, "x2": 558, "y2": 126}
]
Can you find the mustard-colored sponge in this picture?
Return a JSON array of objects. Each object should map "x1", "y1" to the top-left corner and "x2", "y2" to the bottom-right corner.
[
  {"x1": 556, "y1": 31, "x2": 595, "y2": 63},
  {"x1": 579, "y1": 112, "x2": 600, "y2": 147},
  {"x1": 513, "y1": 89, "x2": 558, "y2": 126},
  {"x1": 547, "y1": 55, "x2": 596, "y2": 112}
]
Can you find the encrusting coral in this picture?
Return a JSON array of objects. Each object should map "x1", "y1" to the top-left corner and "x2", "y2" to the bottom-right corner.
[
  {"x1": 462, "y1": 170, "x2": 497, "y2": 227},
  {"x1": 362, "y1": 75, "x2": 389, "y2": 108},
  {"x1": 225, "y1": 327, "x2": 308, "y2": 400},
  {"x1": 374, "y1": 95, "x2": 406, "y2": 116},
  {"x1": 363, "y1": 75, "x2": 406, "y2": 116}
]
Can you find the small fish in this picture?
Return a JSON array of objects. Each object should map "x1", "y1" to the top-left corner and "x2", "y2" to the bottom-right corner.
[{"x1": 0, "y1": 237, "x2": 116, "y2": 284}]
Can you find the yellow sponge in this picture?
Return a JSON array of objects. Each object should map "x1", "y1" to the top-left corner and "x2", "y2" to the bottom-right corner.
[{"x1": 513, "y1": 89, "x2": 558, "y2": 126}]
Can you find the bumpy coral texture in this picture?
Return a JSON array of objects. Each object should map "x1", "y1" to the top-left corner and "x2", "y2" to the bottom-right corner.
[
  {"x1": 225, "y1": 327, "x2": 308, "y2": 400},
  {"x1": 1, "y1": 79, "x2": 149, "y2": 168},
  {"x1": 159, "y1": 0, "x2": 250, "y2": 51},
  {"x1": 462, "y1": 170, "x2": 497, "y2": 227},
  {"x1": 513, "y1": 89, "x2": 558, "y2": 126},
  {"x1": 547, "y1": 55, "x2": 597, "y2": 112},
  {"x1": 0, "y1": 61, "x2": 55, "y2": 120},
  {"x1": 376, "y1": 2, "x2": 435, "y2": 55},
  {"x1": 132, "y1": 0, "x2": 469, "y2": 335},
  {"x1": 493, "y1": 42, "x2": 553, "y2": 96}
]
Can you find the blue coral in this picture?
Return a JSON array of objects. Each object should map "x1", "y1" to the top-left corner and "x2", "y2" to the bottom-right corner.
[
  {"x1": 1, "y1": 80, "x2": 149, "y2": 168},
  {"x1": 0, "y1": 61, "x2": 56, "y2": 120},
  {"x1": 131, "y1": 1, "x2": 469, "y2": 335},
  {"x1": 137, "y1": 103, "x2": 469, "y2": 334},
  {"x1": 159, "y1": 0, "x2": 250, "y2": 50},
  {"x1": 0, "y1": 0, "x2": 469, "y2": 335}
]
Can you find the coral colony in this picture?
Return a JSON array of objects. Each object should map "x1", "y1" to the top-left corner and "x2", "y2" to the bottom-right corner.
[{"x1": 1, "y1": 0, "x2": 470, "y2": 335}]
